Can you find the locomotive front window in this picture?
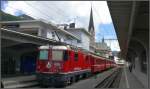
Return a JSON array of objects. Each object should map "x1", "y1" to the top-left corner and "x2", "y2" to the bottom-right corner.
[
  {"x1": 63, "y1": 50, "x2": 69, "y2": 61},
  {"x1": 74, "y1": 52, "x2": 78, "y2": 61},
  {"x1": 39, "y1": 50, "x2": 48, "y2": 60},
  {"x1": 52, "y1": 50, "x2": 63, "y2": 61}
]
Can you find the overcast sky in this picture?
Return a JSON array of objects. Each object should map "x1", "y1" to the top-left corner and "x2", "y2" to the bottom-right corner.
[{"x1": 1, "y1": 1, "x2": 120, "y2": 51}]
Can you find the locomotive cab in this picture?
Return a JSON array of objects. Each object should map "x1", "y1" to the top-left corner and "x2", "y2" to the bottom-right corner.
[
  {"x1": 36, "y1": 45, "x2": 70, "y2": 74},
  {"x1": 36, "y1": 45, "x2": 73, "y2": 87}
]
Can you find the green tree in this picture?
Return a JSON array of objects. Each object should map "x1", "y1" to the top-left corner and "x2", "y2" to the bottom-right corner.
[{"x1": 0, "y1": 11, "x2": 23, "y2": 21}]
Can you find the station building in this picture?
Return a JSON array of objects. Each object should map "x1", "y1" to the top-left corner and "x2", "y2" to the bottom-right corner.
[
  {"x1": 95, "y1": 39, "x2": 112, "y2": 58},
  {"x1": 1, "y1": 20, "x2": 80, "y2": 77},
  {"x1": 1, "y1": 7, "x2": 95, "y2": 78},
  {"x1": 65, "y1": 27, "x2": 91, "y2": 51},
  {"x1": 1, "y1": 20, "x2": 80, "y2": 46}
]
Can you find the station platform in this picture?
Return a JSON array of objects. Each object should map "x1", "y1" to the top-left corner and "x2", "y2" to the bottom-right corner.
[
  {"x1": 1, "y1": 75, "x2": 38, "y2": 88},
  {"x1": 2, "y1": 66, "x2": 145, "y2": 88},
  {"x1": 66, "y1": 66, "x2": 145, "y2": 88},
  {"x1": 119, "y1": 66, "x2": 144, "y2": 88}
]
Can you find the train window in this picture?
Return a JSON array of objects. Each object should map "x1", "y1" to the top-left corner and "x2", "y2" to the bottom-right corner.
[
  {"x1": 85, "y1": 56, "x2": 89, "y2": 61},
  {"x1": 63, "y1": 50, "x2": 69, "y2": 61},
  {"x1": 52, "y1": 50, "x2": 63, "y2": 61},
  {"x1": 74, "y1": 52, "x2": 78, "y2": 61},
  {"x1": 39, "y1": 50, "x2": 48, "y2": 60}
]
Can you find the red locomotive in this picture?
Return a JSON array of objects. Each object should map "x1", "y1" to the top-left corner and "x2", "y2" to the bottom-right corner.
[{"x1": 36, "y1": 45, "x2": 116, "y2": 87}]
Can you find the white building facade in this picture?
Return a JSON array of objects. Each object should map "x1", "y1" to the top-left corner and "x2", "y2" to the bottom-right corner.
[
  {"x1": 66, "y1": 28, "x2": 91, "y2": 51},
  {"x1": 1, "y1": 20, "x2": 79, "y2": 46}
]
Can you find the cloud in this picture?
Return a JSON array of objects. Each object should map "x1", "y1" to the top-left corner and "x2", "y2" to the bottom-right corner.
[
  {"x1": 3, "y1": 1, "x2": 26, "y2": 15},
  {"x1": 105, "y1": 40, "x2": 120, "y2": 51},
  {"x1": 92, "y1": 1, "x2": 112, "y2": 24},
  {"x1": 2, "y1": 1, "x2": 120, "y2": 51},
  {"x1": 3, "y1": 1, "x2": 112, "y2": 28},
  {"x1": 95, "y1": 23, "x2": 120, "y2": 51}
]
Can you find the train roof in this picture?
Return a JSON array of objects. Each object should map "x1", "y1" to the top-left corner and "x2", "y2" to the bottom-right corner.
[
  {"x1": 39, "y1": 45, "x2": 50, "y2": 49},
  {"x1": 89, "y1": 53, "x2": 115, "y2": 62},
  {"x1": 52, "y1": 45, "x2": 71, "y2": 50},
  {"x1": 39, "y1": 45, "x2": 114, "y2": 62},
  {"x1": 39, "y1": 45, "x2": 71, "y2": 50}
]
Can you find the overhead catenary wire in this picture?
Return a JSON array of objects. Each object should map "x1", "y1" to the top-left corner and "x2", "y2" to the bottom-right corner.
[
  {"x1": 92, "y1": 6, "x2": 111, "y2": 36},
  {"x1": 3, "y1": 6, "x2": 41, "y2": 20},
  {"x1": 91, "y1": 2, "x2": 119, "y2": 51},
  {"x1": 4, "y1": 5, "x2": 60, "y2": 26},
  {"x1": 41, "y1": 3, "x2": 67, "y2": 19},
  {"x1": 92, "y1": 3, "x2": 117, "y2": 39},
  {"x1": 4, "y1": 2, "x2": 78, "y2": 26},
  {"x1": 45, "y1": 3, "x2": 68, "y2": 17},
  {"x1": 8, "y1": 2, "x2": 67, "y2": 23},
  {"x1": 24, "y1": 1, "x2": 57, "y2": 22},
  {"x1": 26, "y1": 2, "x2": 74, "y2": 24},
  {"x1": 92, "y1": 5, "x2": 117, "y2": 36},
  {"x1": 41, "y1": 2, "x2": 74, "y2": 24}
]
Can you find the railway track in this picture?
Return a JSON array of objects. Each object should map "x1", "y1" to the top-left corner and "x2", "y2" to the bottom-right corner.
[{"x1": 95, "y1": 68, "x2": 122, "y2": 88}]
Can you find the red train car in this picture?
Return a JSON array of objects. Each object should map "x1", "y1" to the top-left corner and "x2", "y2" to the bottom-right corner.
[
  {"x1": 89, "y1": 54, "x2": 106, "y2": 73},
  {"x1": 36, "y1": 45, "x2": 91, "y2": 87},
  {"x1": 36, "y1": 45, "x2": 116, "y2": 87}
]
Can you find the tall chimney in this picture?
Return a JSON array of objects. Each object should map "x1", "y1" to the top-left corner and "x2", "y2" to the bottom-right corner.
[{"x1": 69, "y1": 23, "x2": 75, "y2": 28}]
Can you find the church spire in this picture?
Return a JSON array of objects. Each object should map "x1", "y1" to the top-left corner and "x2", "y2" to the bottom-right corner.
[
  {"x1": 88, "y1": 7, "x2": 95, "y2": 32},
  {"x1": 89, "y1": 5, "x2": 96, "y2": 52},
  {"x1": 102, "y1": 37, "x2": 105, "y2": 43}
]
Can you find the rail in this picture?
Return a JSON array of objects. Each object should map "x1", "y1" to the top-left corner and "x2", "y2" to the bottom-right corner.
[{"x1": 95, "y1": 68, "x2": 122, "y2": 88}]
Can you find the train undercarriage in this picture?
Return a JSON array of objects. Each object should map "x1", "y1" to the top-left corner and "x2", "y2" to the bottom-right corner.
[{"x1": 36, "y1": 70, "x2": 91, "y2": 87}]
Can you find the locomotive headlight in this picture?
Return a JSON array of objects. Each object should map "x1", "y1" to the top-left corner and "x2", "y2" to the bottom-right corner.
[{"x1": 46, "y1": 62, "x2": 51, "y2": 68}]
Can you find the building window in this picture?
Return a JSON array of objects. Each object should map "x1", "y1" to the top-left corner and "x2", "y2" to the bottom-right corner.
[
  {"x1": 52, "y1": 50, "x2": 63, "y2": 61},
  {"x1": 77, "y1": 40, "x2": 81, "y2": 43},
  {"x1": 63, "y1": 50, "x2": 69, "y2": 61},
  {"x1": 52, "y1": 32, "x2": 55, "y2": 39}
]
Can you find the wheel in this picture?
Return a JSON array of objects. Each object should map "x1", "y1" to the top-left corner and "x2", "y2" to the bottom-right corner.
[
  {"x1": 75, "y1": 75, "x2": 79, "y2": 82},
  {"x1": 70, "y1": 77, "x2": 75, "y2": 84}
]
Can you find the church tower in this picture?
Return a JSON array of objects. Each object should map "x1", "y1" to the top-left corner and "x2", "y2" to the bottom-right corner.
[{"x1": 88, "y1": 7, "x2": 95, "y2": 52}]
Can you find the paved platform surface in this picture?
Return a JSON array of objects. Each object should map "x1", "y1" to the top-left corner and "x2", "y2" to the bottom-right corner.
[
  {"x1": 2, "y1": 75, "x2": 37, "y2": 88},
  {"x1": 2, "y1": 75, "x2": 36, "y2": 82},
  {"x1": 66, "y1": 67, "x2": 118, "y2": 88},
  {"x1": 119, "y1": 66, "x2": 144, "y2": 88}
]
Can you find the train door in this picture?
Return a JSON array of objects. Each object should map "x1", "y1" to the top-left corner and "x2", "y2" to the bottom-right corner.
[
  {"x1": 69, "y1": 50, "x2": 74, "y2": 71},
  {"x1": 78, "y1": 50, "x2": 82, "y2": 70},
  {"x1": 74, "y1": 51, "x2": 79, "y2": 71}
]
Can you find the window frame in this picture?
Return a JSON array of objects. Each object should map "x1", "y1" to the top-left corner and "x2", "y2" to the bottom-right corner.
[
  {"x1": 74, "y1": 52, "x2": 78, "y2": 61},
  {"x1": 39, "y1": 50, "x2": 49, "y2": 60},
  {"x1": 52, "y1": 50, "x2": 63, "y2": 61},
  {"x1": 63, "y1": 50, "x2": 69, "y2": 61}
]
